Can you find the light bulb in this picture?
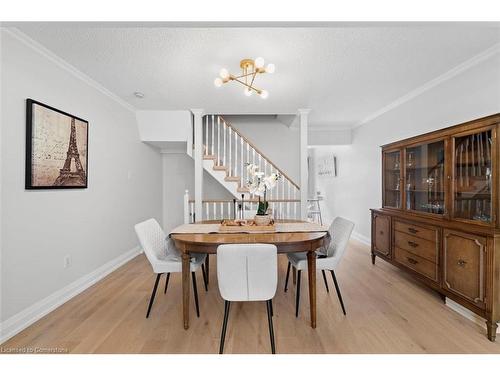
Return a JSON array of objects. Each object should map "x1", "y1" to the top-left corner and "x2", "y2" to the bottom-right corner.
[
  {"x1": 244, "y1": 88, "x2": 253, "y2": 97},
  {"x1": 214, "y1": 78, "x2": 223, "y2": 87},
  {"x1": 254, "y1": 57, "x2": 265, "y2": 69},
  {"x1": 219, "y1": 68, "x2": 229, "y2": 79},
  {"x1": 260, "y1": 90, "x2": 269, "y2": 99},
  {"x1": 265, "y1": 63, "x2": 275, "y2": 74}
]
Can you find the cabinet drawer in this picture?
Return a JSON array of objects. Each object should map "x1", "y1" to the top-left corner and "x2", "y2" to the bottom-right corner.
[
  {"x1": 394, "y1": 220, "x2": 438, "y2": 243},
  {"x1": 394, "y1": 231, "x2": 438, "y2": 263},
  {"x1": 394, "y1": 247, "x2": 438, "y2": 281}
]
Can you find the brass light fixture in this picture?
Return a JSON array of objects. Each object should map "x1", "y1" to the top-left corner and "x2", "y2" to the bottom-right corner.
[{"x1": 214, "y1": 57, "x2": 275, "y2": 99}]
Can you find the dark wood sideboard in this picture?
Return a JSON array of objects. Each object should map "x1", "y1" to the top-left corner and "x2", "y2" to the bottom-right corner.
[{"x1": 370, "y1": 114, "x2": 500, "y2": 341}]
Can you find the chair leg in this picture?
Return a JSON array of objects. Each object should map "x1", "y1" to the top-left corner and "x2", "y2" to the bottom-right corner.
[
  {"x1": 321, "y1": 270, "x2": 329, "y2": 293},
  {"x1": 295, "y1": 270, "x2": 302, "y2": 317},
  {"x1": 192, "y1": 272, "x2": 200, "y2": 317},
  {"x1": 164, "y1": 273, "x2": 170, "y2": 294},
  {"x1": 146, "y1": 273, "x2": 161, "y2": 318},
  {"x1": 219, "y1": 300, "x2": 231, "y2": 354},
  {"x1": 201, "y1": 264, "x2": 208, "y2": 292},
  {"x1": 330, "y1": 270, "x2": 346, "y2": 315},
  {"x1": 205, "y1": 255, "x2": 210, "y2": 285},
  {"x1": 270, "y1": 299, "x2": 274, "y2": 317},
  {"x1": 266, "y1": 300, "x2": 276, "y2": 354},
  {"x1": 284, "y1": 261, "x2": 291, "y2": 292}
]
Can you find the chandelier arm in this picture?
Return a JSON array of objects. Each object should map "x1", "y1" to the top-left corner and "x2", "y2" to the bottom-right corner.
[
  {"x1": 249, "y1": 70, "x2": 258, "y2": 87},
  {"x1": 233, "y1": 71, "x2": 261, "y2": 79},
  {"x1": 232, "y1": 78, "x2": 262, "y2": 94}
]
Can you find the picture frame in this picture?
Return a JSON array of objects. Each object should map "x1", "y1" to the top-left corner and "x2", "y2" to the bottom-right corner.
[{"x1": 25, "y1": 99, "x2": 89, "y2": 189}]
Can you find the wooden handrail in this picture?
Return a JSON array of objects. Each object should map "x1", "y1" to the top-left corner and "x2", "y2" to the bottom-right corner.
[
  {"x1": 189, "y1": 199, "x2": 300, "y2": 203},
  {"x1": 218, "y1": 115, "x2": 300, "y2": 190}
]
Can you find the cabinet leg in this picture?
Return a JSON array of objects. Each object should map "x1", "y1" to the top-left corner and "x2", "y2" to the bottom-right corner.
[
  {"x1": 371, "y1": 253, "x2": 376, "y2": 265},
  {"x1": 438, "y1": 293, "x2": 446, "y2": 304},
  {"x1": 486, "y1": 321, "x2": 498, "y2": 342}
]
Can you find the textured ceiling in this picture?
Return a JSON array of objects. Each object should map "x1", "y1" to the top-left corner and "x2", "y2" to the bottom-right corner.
[{"x1": 14, "y1": 24, "x2": 500, "y2": 128}]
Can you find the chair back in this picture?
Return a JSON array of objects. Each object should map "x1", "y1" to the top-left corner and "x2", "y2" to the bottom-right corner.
[
  {"x1": 134, "y1": 218, "x2": 168, "y2": 271},
  {"x1": 327, "y1": 217, "x2": 354, "y2": 263},
  {"x1": 217, "y1": 244, "x2": 277, "y2": 302}
]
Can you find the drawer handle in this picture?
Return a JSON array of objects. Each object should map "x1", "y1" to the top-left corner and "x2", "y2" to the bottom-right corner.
[
  {"x1": 407, "y1": 257, "x2": 419, "y2": 265},
  {"x1": 408, "y1": 227, "x2": 419, "y2": 234},
  {"x1": 407, "y1": 241, "x2": 419, "y2": 248},
  {"x1": 457, "y1": 259, "x2": 467, "y2": 267}
]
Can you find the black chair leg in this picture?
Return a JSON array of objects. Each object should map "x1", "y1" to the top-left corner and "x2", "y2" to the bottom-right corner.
[
  {"x1": 201, "y1": 264, "x2": 208, "y2": 292},
  {"x1": 266, "y1": 300, "x2": 276, "y2": 354},
  {"x1": 284, "y1": 261, "x2": 291, "y2": 292},
  {"x1": 322, "y1": 270, "x2": 329, "y2": 293},
  {"x1": 219, "y1": 300, "x2": 231, "y2": 354},
  {"x1": 295, "y1": 270, "x2": 302, "y2": 317},
  {"x1": 164, "y1": 273, "x2": 170, "y2": 294},
  {"x1": 330, "y1": 270, "x2": 346, "y2": 315},
  {"x1": 146, "y1": 273, "x2": 161, "y2": 318},
  {"x1": 270, "y1": 299, "x2": 273, "y2": 317},
  {"x1": 192, "y1": 272, "x2": 200, "y2": 317}
]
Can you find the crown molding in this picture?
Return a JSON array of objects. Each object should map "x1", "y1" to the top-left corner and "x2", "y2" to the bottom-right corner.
[
  {"x1": 353, "y1": 42, "x2": 500, "y2": 129},
  {"x1": 1, "y1": 27, "x2": 136, "y2": 113}
]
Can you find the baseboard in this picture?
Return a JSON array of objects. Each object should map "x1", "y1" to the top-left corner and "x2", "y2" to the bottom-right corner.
[
  {"x1": 0, "y1": 246, "x2": 142, "y2": 345},
  {"x1": 351, "y1": 231, "x2": 370, "y2": 246},
  {"x1": 445, "y1": 298, "x2": 500, "y2": 334}
]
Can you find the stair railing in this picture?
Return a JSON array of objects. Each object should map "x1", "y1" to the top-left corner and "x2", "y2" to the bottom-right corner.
[{"x1": 202, "y1": 115, "x2": 300, "y2": 216}]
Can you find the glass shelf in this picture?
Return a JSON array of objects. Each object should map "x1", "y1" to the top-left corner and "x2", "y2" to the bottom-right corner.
[
  {"x1": 405, "y1": 140, "x2": 445, "y2": 215},
  {"x1": 383, "y1": 150, "x2": 402, "y2": 209},
  {"x1": 453, "y1": 129, "x2": 493, "y2": 223}
]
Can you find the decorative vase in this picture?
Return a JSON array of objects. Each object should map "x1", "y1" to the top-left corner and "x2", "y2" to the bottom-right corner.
[{"x1": 254, "y1": 214, "x2": 271, "y2": 226}]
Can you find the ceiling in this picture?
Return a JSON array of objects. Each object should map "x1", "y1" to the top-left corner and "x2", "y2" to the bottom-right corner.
[{"x1": 13, "y1": 23, "x2": 500, "y2": 128}]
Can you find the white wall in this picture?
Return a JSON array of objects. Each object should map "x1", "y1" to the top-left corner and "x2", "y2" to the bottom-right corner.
[
  {"x1": 0, "y1": 30, "x2": 162, "y2": 326},
  {"x1": 162, "y1": 153, "x2": 232, "y2": 233},
  {"x1": 136, "y1": 110, "x2": 191, "y2": 142},
  {"x1": 317, "y1": 52, "x2": 500, "y2": 242},
  {"x1": 224, "y1": 115, "x2": 300, "y2": 183}
]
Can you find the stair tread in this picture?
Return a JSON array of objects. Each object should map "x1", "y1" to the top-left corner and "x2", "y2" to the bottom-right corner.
[
  {"x1": 225, "y1": 176, "x2": 240, "y2": 181},
  {"x1": 203, "y1": 155, "x2": 217, "y2": 160},
  {"x1": 213, "y1": 166, "x2": 227, "y2": 171}
]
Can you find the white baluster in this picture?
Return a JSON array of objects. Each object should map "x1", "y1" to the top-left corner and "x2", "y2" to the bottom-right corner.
[
  {"x1": 229, "y1": 127, "x2": 232, "y2": 176},
  {"x1": 190, "y1": 202, "x2": 194, "y2": 223},
  {"x1": 223, "y1": 121, "x2": 227, "y2": 167},
  {"x1": 240, "y1": 136, "x2": 244, "y2": 187},
  {"x1": 217, "y1": 117, "x2": 221, "y2": 165},
  {"x1": 252, "y1": 148, "x2": 256, "y2": 166},
  {"x1": 204, "y1": 116, "x2": 208, "y2": 155},
  {"x1": 205, "y1": 202, "x2": 209, "y2": 221},
  {"x1": 211, "y1": 115, "x2": 214, "y2": 156}
]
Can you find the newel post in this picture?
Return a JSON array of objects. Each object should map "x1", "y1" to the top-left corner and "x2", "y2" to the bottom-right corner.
[
  {"x1": 298, "y1": 109, "x2": 311, "y2": 221},
  {"x1": 191, "y1": 109, "x2": 204, "y2": 222}
]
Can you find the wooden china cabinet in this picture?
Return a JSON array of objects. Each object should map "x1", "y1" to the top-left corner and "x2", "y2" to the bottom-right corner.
[{"x1": 371, "y1": 114, "x2": 500, "y2": 341}]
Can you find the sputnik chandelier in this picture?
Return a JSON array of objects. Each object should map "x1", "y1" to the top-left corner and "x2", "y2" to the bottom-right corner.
[{"x1": 214, "y1": 57, "x2": 275, "y2": 99}]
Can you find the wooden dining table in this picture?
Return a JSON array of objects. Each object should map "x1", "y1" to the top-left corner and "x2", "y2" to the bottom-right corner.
[{"x1": 171, "y1": 227, "x2": 328, "y2": 330}]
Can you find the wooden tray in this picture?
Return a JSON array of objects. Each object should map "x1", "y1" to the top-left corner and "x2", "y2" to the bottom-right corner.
[{"x1": 219, "y1": 219, "x2": 276, "y2": 233}]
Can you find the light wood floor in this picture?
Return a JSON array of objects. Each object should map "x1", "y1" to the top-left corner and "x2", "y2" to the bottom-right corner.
[{"x1": 3, "y1": 240, "x2": 500, "y2": 354}]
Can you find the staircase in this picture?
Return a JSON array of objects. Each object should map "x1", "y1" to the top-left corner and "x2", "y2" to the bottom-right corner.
[{"x1": 186, "y1": 115, "x2": 301, "y2": 221}]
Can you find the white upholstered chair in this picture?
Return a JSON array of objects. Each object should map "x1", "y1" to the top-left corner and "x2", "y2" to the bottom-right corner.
[
  {"x1": 134, "y1": 218, "x2": 207, "y2": 318},
  {"x1": 284, "y1": 217, "x2": 354, "y2": 317},
  {"x1": 217, "y1": 244, "x2": 278, "y2": 354}
]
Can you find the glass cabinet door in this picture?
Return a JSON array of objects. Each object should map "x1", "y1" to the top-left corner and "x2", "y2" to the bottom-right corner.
[
  {"x1": 453, "y1": 129, "x2": 494, "y2": 224},
  {"x1": 383, "y1": 150, "x2": 402, "y2": 209},
  {"x1": 405, "y1": 140, "x2": 446, "y2": 214}
]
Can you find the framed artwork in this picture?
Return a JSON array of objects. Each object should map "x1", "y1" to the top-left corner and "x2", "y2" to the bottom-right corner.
[
  {"x1": 25, "y1": 99, "x2": 89, "y2": 189},
  {"x1": 318, "y1": 154, "x2": 337, "y2": 178}
]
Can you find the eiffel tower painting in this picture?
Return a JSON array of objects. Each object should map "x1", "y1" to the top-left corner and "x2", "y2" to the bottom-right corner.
[
  {"x1": 54, "y1": 118, "x2": 87, "y2": 186},
  {"x1": 26, "y1": 99, "x2": 88, "y2": 189}
]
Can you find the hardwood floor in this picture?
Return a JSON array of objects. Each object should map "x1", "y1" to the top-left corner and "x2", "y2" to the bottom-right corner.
[{"x1": 3, "y1": 239, "x2": 500, "y2": 354}]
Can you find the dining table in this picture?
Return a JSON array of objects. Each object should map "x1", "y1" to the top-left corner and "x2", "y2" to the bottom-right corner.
[{"x1": 170, "y1": 221, "x2": 329, "y2": 330}]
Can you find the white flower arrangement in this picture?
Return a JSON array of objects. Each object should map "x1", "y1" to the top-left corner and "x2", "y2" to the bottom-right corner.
[{"x1": 246, "y1": 163, "x2": 281, "y2": 215}]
